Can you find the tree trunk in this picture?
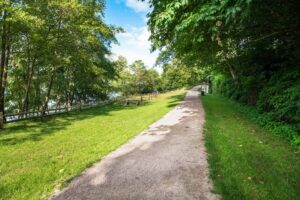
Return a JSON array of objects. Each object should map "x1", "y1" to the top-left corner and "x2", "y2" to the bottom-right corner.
[
  {"x1": 55, "y1": 95, "x2": 61, "y2": 113},
  {"x1": 40, "y1": 18, "x2": 61, "y2": 116},
  {"x1": 66, "y1": 92, "x2": 74, "y2": 111},
  {"x1": 41, "y1": 65, "x2": 56, "y2": 115},
  {"x1": 228, "y1": 64, "x2": 237, "y2": 81},
  {"x1": 222, "y1": 46, "x2": 237, "y2": 82},
  {"x1": 34, "y1": 65, "x2": 41, "y2": 112},
  {"x1": 1, "y1": 38, "x2": 10, "y2": 122},
  {"x1": 0, "y1": 11, "x2": 7, "y2": 127},
  {"x1": 78, "y1": 94, "x2": 82, "y2": 111},
  {"x1": 25, "y1": 26, "x2": 52, "y2": 114},
  {"x1": 21, "y1": 58, "x2": 36, "y2": 112},
  {"x1": 0, "y1": 10, "x2": 10, "y2": 127}
]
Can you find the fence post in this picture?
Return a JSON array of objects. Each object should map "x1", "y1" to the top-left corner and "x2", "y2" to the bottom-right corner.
[{"x1": 0, "y1": 112, "x2": 4, "y2": 129}]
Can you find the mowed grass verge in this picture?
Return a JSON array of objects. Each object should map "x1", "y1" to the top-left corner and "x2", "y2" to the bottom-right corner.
[
  {"x1": 0, "y1": 89, "x2": 185, "y2": 200},
  {"x1": 202, "y1": 95, "x2": 300, "y2": 200}
]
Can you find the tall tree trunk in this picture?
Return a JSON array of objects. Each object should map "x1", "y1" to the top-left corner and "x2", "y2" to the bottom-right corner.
[
  {"x1": 40, "y1": 18, "x2": 62, "y2": 116},
  {"x1": 34, "y1": 65, "x2": 41, "y2": 112},
  {"x1": 228, "y1": 64, "x2": 237, "y2": 81},
  {"x1": 221, "y1": 45, "x2": 237, "y2": 81},
  {"x1": 26, "y1": 25, "x2": 53, "y2": 114},
  {"x1": 66, "y1": 92, "x2": 74, "y2": 111},
  {"x1": 21, "y1": 58, "x2": 36, "y2": 112},
  {"x1": 0, "y1": 10, "x2": 10, "y2": 127},
  {"x1": 0, "y1": 11, "x2": 7, "y2": 83},
  {"x1": 41, "y1": 65, "x2": 56, "y2": 115},
  {"x1": 1, "y1": 38, "x2": 11, "y2": 121},
  {"x1": 55, "y1": 95, "x2": 61, "y2": 112}
]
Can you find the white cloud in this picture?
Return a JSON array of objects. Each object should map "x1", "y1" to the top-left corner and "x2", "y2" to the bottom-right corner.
[
  {"x1": 124, "y1": 0, "x2": 150, "y2": 13},
  {"x1": 111, "y1": 26, "x2": 159, "y2": 68}
]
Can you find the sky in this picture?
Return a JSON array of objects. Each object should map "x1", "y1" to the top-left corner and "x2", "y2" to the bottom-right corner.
[{"x1": 104, "y1": 0, "x2": 159, "y2": 68}]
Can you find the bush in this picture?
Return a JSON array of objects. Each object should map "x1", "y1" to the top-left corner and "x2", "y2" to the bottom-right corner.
[
  {"x1": 212, "y1": 68, "x2": 300, "y2": 146},
  {"x1": 257, "y1": 70, "x2": 300, "y2": 131},
  {"x1": 234, "y1": 102, "x2": 300, "y2": 147}
]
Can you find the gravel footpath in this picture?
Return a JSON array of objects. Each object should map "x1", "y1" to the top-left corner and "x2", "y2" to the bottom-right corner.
[{"x1": 50, "y1": 86, "x2": 219, "y2": 200}]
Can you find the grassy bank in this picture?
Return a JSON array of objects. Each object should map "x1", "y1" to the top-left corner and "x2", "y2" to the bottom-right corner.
[
  {"x1": 202, "y1": 95, "x2": 300, "y2": 200},
  {"x1": 0, "y1": 89, "x2": 185, "y2": 200}
]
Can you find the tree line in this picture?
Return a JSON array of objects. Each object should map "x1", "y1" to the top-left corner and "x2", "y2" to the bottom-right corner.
[
  {"x1": 0, "y1": 0, "x2": 122, "y2": 126},
  {"x1": 146, "y1": 0, "x2": 300, "y2": 143},
  {"x1": 113, "y1": 56, "x2": 207, "y2": 96},
  {"x1": 0, "y1": 0, "x2": 205, "y2": 125}
]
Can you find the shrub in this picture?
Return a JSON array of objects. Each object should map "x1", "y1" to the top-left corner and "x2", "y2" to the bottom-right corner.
[
  {"x1": 212, "y1": 68, "x2": 300, "y2": 146},
  {"x1": 234, "y1": 101, "x2": 300, "y2": 147}
]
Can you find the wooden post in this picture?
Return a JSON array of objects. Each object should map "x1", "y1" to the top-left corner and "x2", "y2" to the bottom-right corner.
[{"x1": 0, "y1": 112, "x2": 4, "y2": 129}]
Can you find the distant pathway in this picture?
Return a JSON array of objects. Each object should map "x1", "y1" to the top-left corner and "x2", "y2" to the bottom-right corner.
[{"x1": 51, "y1": 86, "x2": 219, "y2": 200}]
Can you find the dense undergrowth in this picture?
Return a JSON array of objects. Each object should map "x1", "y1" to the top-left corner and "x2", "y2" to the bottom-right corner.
[
  {"x1": 213, "y1": 67, "x2": 300, "y2": 147},
  {"x1": 234, "y1": 102, "x2": 300, "y2": 147},
  {"x1": 202, "y1": 95, "x2": 300, "y2": 200}
]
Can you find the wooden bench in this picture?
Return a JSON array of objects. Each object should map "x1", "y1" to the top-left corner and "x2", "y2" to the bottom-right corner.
[{"x1": 124, "y1": 99, "x2": 142, "y2": 106}]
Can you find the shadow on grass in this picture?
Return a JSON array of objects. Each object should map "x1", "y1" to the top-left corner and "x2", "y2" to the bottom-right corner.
[
  {"x1": 166, "y1": 93, "x2": 186, "y2": 108},
  {"x1": 0, "y1": 101, "x2": 151, "y2": 146},
  {"x1": 50, "y1": 89, "x2": 205, "y2": 200},
  {"x1": 0, "y1": 92, "x2": 185, "y2": 146}
]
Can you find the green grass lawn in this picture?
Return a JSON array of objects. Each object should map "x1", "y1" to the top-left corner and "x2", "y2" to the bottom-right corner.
[
  {"x1": 202, "y1": 95, "x2": 300, "y2": 200},
  {"x1": 0, "y1": 89, "x2": 185, "y2": 200}
]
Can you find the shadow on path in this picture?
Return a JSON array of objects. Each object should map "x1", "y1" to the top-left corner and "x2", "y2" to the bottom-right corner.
[{"x1": 50, "y1": 86, "x2": 219, "y2": 200}]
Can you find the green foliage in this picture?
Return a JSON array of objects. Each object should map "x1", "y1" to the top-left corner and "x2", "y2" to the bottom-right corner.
[
  {"x1": 113, "y1": 57, "x2": 161, "y2": 96},
  {"x1": 213, "y1": 71, "x2": 300, "y2": 146},
  {"x1": 1, "y1": 0, "x2": 120, "y2": 115},
  {"x1": 203, "y1": 95, "x2": 300, "y2": 200},
  {"x1": 233, "y1": 98, "x2": 300, "y2": 147},
  {"x1": 160, "y1": 59, "x2": 211, "y2": 90},
  {"x1": 213, "y1": 68, "x2": 300, "y2": 141},
  {"x1": 257, "y1": 70, "x2": 300, "y2": 129},
  {"x1": 147, "y1": 0, "x2": 300, "y2": 144}
]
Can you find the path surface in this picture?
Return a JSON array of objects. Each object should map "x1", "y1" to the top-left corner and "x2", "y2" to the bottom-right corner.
[{"x1": 51, "y1": 87, "x2": 219, "y2": 200}]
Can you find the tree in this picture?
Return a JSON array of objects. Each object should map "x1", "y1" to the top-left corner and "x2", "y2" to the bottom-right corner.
[
  {"x1": 145, "y1": 0, "x2": 300, "y2": 132},
  {"x1": 0, "y1": 0, "x2": 120, "y2": 126},
  {"x1": 113, "y1": 58, "x2": 161, "y2": 96},
  {"x1": 161, "y1": 58, "x2": 209, "y2": 90}
]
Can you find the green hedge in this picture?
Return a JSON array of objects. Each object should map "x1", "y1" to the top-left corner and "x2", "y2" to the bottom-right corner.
[{"x1": 213, "y1": 69, "x2": 300, "y2": 147}]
